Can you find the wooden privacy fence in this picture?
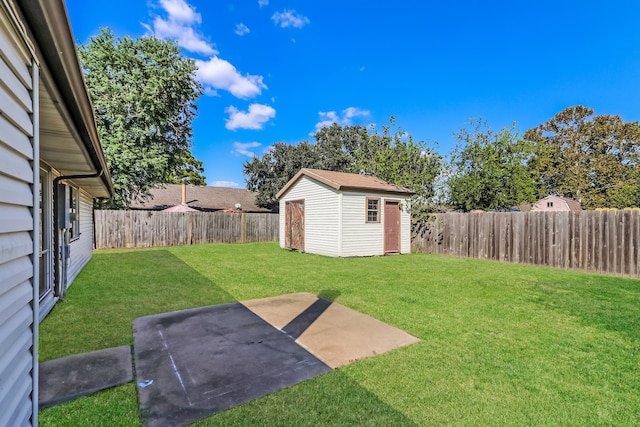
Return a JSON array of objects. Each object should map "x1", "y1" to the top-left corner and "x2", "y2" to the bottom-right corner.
[
  {"x1": 94, "y1": 210, "x2": 279, "y2": 249},
  {"x1": 412, "y1": 210, "x2": 640, "y2": 278}
]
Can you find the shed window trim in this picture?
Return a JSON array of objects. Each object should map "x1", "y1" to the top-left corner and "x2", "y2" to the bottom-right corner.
[{"x1": 366, "y1": 197, "x2": 380, "y2": 223}]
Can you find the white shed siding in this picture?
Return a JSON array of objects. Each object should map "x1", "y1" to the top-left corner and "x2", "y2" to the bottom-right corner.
[
  {"x1": 0, "y1": 3, "x2": 36, "y2": 425},
  {"x1": 67, "y1": 188, "x2": 94, "y2": 285},
  {"x1": 340, "y1": 193, "x2": 411, "y2": 256},
  {"x1": 341, "y1": 192, "x2": 384, "y2": 256},
  {"x1": 279, "y1": 176, "x2": 340, "y2": 257},
  {"x1": 400, "y1": 201, "x2": 411, "y2": 253}
]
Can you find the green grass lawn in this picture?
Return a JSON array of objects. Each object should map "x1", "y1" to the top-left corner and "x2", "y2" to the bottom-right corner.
[{"x1": 39, "y1": 242, "x2": 640, "y2": 426}]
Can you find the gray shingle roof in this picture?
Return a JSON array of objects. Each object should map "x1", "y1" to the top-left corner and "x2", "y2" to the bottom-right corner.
[{"x1": 130, "y1": 184, "x2": 272, "y2": 212}]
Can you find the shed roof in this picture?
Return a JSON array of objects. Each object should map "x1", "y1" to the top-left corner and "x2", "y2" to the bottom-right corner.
[
  {"x1": 130, "y1": 184, "x2": 272, "y2": 212},
  {"x1": 276, "y1": 168, "x2": 414, "y2": 199}
]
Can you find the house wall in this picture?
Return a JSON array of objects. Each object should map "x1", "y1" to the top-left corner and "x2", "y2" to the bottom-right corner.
[
  {"x1": 0, "y1": 3, "x2": 38, "y2": 425},
  {"x1": 341, "y1": 193, "x2": 411, "y2": 256},
  {"x1": 279, "y1": 175, "x2": 340, "y2": 257},
  {"x1": 67, "y1": 187, "x2": 94, "y2": 286}
]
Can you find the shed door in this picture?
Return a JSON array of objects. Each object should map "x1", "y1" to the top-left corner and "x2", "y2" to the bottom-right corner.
[
  {"x1": 285, "y1": 200, "x2": 304, "y2": 251},
  {"x1": 384, "y1": 201, "x2": 400, "y2": 253}
]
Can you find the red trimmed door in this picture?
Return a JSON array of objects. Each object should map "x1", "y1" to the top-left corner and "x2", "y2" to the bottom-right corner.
[
  {"x1": 384, "y1": 201, "x2": 400, "y2": 253},
  {"x1": 285, "y1": 200, "x2": 304, "y2": 251}
]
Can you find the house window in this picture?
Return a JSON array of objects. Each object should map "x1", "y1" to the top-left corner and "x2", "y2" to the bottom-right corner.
[
  {"x1": 69, "y1": 186, "x2": 80, "y2": 240},
  {"x1": 366, "y1": 197, "x2": 380, "y2": 223},
  {"x1": 547, "y1": 201, "x2": 553, "y2": 208}
]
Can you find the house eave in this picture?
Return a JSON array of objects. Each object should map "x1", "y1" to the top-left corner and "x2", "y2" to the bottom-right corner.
[{"x1": 17, "y1": 0, "x2": 113, "y2": 198}]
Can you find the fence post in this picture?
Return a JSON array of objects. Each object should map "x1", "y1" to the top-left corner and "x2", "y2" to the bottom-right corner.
[{"x1": 241, "y1": 213, "x2": 247, "y2": 243}]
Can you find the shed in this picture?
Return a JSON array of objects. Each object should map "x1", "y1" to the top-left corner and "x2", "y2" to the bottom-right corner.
[
  {"x1": 276, "y1": 168, "x2": 413, "y2": 257},
  {"x1": 0, "y1": 0, "x2": 113, "y2": 424},
  {"x1": 531, "y1": 195, "x2": 582, "y2": 212}
]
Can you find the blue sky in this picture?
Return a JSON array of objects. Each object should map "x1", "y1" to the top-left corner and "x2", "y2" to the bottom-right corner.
[{"x1": 65, "y1": 0, "x2": 640, "y2": 188}]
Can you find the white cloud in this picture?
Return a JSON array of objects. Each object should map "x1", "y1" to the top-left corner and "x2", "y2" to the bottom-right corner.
[
  {"x1": 159, "y1": 0, "x2": 200, "y2": 24},
  {"x1": 235, "y1": 23, "x2": 250, "y2": 36},
  {"x1": 211, "y1": 180, "x2": 240, "y2": 188},
  {"x1": 225, "y1": 104, "x2": 276, "y2": 130},
  {"x1": 148, "y1": 0, "x2": 217, "y2": 55},
  {"x1": 233, "y1": 141, "x2": 261, "y2": 157},
  {"x1": 271, "y1": 9, "x2": 310, "y2": 29},
  {"x1": 196, "y1": 57, "x2": 267, "y2": 99},
  {"x1": 148, "y1": 1, "x2": 268, "y2": 100},
  {"x1": 312, "y1": 107, "x2": 370, "y2": 134},
  {"x1": 151, "y1": 17, "x2": 217, "y2": 55},
  {"x1": 258, "y1": 0, "x2": 269, "y2": 7},
  {"x1": 343, "y1": 107, "x2": 369, "y2": 119}
]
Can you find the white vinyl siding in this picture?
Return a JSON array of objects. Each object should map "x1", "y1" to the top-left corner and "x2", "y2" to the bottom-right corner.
[
  {"x1": 67, "y1": 188, "x2": 94, "y2": 285},
  {"x1": 279, "y1": 176, "x2": 340, "y2": 257},
  {"x1": 0, "y1": 3, "x2": 36, "y2": 425},
  {"x1": 341, "y1": 192, "x2": 384, "y2": 256},
  {"x1": 341, "y1": 193, "x2": 411, "y2": 256},
  {"x1": 400, "y1": 200, "x2": 411, "y2": 253}
]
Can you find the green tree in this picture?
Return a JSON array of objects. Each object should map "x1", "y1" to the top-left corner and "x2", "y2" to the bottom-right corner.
[
  {"x1": 244, "y1": 141, "x2": 322, "y2": 211},
  {"x1": 525, "y1": 106, "x2": 640, "y2": 209},
  {"x1": 350, "y1": 119, "x2": 442, "y2": 233},
  {"x1": 79, "y1": 28, "x2": 203, "y2": 208},
  {"x1": 313, "y1": 123, "x2": 369, "y2": 172},
  {"x1": 165, "y1": 151, "x2": 206, "y2": 186},
  {"x1": 447, "y1": 120, "x2": 537, "y2": 211}
]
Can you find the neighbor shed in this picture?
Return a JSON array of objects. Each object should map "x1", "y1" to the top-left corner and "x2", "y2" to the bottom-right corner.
[{"x1": 276, "y1": 168, "x2": 413, "y2": 257}]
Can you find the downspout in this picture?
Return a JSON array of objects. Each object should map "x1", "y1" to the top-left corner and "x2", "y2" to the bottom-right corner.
[
  {"x1": 52, "y1": 170, "x2": 104, "y2": 298},
  {"x1": 30, "y1": 51, "x2": 40, "y2": 427}
]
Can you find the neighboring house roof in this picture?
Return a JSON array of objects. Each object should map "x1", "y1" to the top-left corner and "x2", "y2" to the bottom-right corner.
[
  {"x1": 533, "y1": 195, "x2": 583, "y2": 211},
  {"x1": 276, "y1": 168, "x2": 414, "y2": 199},
  {"x1": 20, "y1": 0, "x2": 113, "y2": 198},
  {"x1": 130, "y1": 184, "x2": 272, "y2": 212},
  {"x1": 161, "y1": 204, "x2": 198, "y2": 212}
]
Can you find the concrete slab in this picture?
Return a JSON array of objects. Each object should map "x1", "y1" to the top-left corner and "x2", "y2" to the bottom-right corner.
[
  {"x1": 133, "y1": 302, "x2": 331, "y2": 427},
  {"x1": 241, "y1": 292, "x2": 318, "y2": 329},
  {"x1": 38, "y1": 345, "x2": 133, "y2": 409},
  {"x1": 243, "y1": 293, "x2": 420, "y2": 368}
]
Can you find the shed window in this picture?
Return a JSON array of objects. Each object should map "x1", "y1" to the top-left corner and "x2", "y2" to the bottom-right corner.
[
  {"x1": 69, "y1": 186, "x2": 80, "y2": 240},
  {"x1": 366, "y1": 198, "x2": 380, "y2": 223},
  {"x1": 547, "y1": 201, "x2": 553, "y2": 207}
]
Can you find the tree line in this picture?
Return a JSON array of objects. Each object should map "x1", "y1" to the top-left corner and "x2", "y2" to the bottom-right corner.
[
  {"x1": 78, "y1": 28, "x2": 640, "y2": 219},
  {"x1": 245, "y1": 106, "x2": 640, "y2": 216}
]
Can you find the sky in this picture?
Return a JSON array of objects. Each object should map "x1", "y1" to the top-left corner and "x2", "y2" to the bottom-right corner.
[{"x1": 65, "y1": 0, "x2": 640, "y2": 188}]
